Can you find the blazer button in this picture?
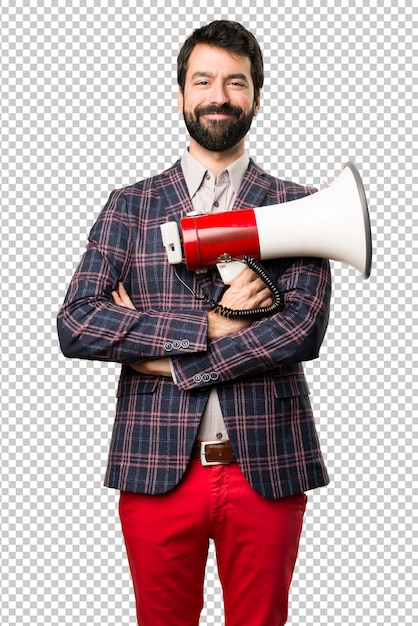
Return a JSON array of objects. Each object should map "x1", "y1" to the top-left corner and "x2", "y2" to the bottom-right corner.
[
  {"x1": 210, "y1": 372, "x2": 219, "y2": 381},
  {"x1": 202, "y1": 373, "x2": 210, "y2": 382},
  {"x1": 193, "y1": 374, "x2": 202, "y2": 383},
  {"x1": 173, "y1": 340, "x2": 181, "y2": 349},
  {"x1": 181, "y1": 339, "x2": 190, "y2": 348},
  {"x1": 164, "y1": 342, "x2": 173, "y2": 351}
]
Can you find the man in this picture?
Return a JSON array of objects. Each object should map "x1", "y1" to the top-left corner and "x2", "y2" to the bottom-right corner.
[{"x1": 57, "y1": 20, "x2": 331, "y2": 626}]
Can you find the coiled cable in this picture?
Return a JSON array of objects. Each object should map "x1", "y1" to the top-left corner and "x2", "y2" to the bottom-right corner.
[
  {"x1": 174, "y1": 257, "x2": 285, "y2": 321},
  {"x1": 203, "y1": 256, "x2": 285, "y2": 320}
]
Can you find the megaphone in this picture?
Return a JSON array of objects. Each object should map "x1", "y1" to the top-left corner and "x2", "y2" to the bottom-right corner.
[{"x1": 161, "y1": 162, "x2": 372, "y2": 285}]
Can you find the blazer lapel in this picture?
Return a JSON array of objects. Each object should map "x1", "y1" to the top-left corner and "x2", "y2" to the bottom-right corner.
[
  {"x1": 158, "y1": 159, "x2": 273, "y2": 216},
  {"x1": 157, "y1": 160, "x2": 194, "y2": 223},
  {"x1": 158, "y1": 159, "x2": 273, "y2": 217},
  {"x1": 232, "y1": 159, "x2": 273, "y2": 210}
]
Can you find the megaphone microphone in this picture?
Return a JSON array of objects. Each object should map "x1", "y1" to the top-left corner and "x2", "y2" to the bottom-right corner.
[{"x1": 160, "y1": 162, "x2": 372, "y2": 319}]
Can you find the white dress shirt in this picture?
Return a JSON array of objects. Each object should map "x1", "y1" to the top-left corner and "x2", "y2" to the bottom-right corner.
[{"x1": 180, "y1": 148, "x2": 250, "y2": 441}]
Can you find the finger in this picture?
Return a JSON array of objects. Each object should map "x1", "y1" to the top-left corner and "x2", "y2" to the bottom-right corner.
[
  {"x1": 111, "y1": 290, "x2": 122, "y2": 304},
  {"x1": 111, "y1": 285, "x2": 132, "y2": 308},
  {"x1": 242, "y1": 267, "x2": 259, "y2": 283},
  {"x1": 116, "y1": 282, "x2": 136, "y2": 310},
  {"x1": 117, "y1": 282, "x2": 129, "y2": 296},
  {"x1": 250, "y1": 286, "x2": 273, "y2": 307}
]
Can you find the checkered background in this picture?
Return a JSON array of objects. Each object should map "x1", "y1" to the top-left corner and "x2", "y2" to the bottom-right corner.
[{"x1": 1, "y1": 0, "x2": 416, "y2": 624}]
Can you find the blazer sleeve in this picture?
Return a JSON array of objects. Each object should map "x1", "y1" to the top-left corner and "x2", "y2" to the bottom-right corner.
[
  {"x1": 57, "y1": 189, "x2": 208, "y2": 363},
  {"x1": 171, "y1": 255, "x2": 332, "y2": 390}
]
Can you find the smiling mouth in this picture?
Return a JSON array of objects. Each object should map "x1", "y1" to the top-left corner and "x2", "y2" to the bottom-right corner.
[
  {"x1": 202, "y1": 112, "x2": 236, "y2": 122},
  {"x1": 204, "y1": 113, "x2": 232, "y2": 119},
  {"x1": 196, "y1": 105, "x2": 242, "y2": 120}
]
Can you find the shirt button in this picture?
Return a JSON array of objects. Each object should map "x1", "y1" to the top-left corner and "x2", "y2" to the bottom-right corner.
[
  {"x1": 213, "y1": 201, "x2": 219, "y2": 208},
  {"x1": 216, "y1": 432, "x2": 223, "y2": 440}
]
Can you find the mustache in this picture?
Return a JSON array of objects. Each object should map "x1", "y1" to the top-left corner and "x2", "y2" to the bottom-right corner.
[{"x1": 194, "y1": 104, "x2": 243, "y2": 117}]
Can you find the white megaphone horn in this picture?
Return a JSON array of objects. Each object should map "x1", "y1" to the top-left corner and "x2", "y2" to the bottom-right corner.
[{"x1": 160, "y1": 162, "x2": 372, "y2": 284}]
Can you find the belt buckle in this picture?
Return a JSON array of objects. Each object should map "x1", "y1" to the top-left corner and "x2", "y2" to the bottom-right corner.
[{"x1": 200, "y1": 440, "x2": 229, "y2": 467}]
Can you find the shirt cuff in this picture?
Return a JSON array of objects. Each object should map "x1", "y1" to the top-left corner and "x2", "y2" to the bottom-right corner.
[{"x1": 169, "y1": 358, "x2": 177, "y2": 383}]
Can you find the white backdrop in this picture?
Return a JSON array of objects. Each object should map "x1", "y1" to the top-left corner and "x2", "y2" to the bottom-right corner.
[{"x1": 1, "y1": 0, "x2": 417, "y2": 624}]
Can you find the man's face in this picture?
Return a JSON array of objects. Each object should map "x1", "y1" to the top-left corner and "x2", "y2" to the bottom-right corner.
[{"x1": 178, "y1": 44, "x2": 260, "y2": 153}]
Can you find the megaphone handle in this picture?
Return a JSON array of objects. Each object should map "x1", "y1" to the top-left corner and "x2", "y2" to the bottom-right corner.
[
  {"x1": 205, "y1": 257, "x2": 285, "y2": 321},
  {"x1": 172, "y1": 258, "x2": 285, "y2": 321}
]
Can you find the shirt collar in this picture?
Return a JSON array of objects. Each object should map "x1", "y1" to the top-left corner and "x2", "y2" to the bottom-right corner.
[{"x1": 181, "y1": 148, "x2": 250, "y2": 198}]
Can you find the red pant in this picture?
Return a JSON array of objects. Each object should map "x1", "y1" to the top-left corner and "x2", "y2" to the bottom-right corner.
[{"x1": 119, "y1": 460, "x2": 306, "y2": 626}]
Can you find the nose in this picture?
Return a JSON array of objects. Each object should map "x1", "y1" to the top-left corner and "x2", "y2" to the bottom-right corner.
[{"x1": 210, "y1": 80, "x2": 229, "y2": 105}]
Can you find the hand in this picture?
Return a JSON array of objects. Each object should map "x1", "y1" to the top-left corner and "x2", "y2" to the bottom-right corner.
[
  {"x1": 111, "y1": 282, "x2": 136, "y2": 310},
  {"x1": 111, "y1": 282, "x2": 171, "y2": 377},
  {"x1": 129, "y1": 359, "x2": 172, "y2": 377},
  {"x1": 207, "y1": 267, "x2": 273, "y2": 339}
]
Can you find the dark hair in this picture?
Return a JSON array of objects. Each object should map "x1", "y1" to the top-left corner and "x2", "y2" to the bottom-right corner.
[{"x1": 177, "y1": 20, "x2": 264, "y2": 100}]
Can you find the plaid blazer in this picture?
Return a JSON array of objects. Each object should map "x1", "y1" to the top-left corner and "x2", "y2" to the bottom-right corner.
[{"x1": 57, "y1": 159, "x2": 331, "y2": 499}]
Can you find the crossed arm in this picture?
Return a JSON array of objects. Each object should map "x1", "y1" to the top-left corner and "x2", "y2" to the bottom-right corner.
[{"x1": 111, "y1": 267, "x2": 273, "y2": 377}]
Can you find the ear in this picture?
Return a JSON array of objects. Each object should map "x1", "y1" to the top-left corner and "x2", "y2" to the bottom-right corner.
[
  {"x1": 253, "y1": 94, "x2": 261, "y2": 116},
  {"x1": 177, "y1": 86, "x2": 184, "y2": 114}
]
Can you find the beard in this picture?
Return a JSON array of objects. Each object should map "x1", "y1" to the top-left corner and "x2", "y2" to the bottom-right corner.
[{"x1": 183, "y1": 103, "x2": 255, "y2": 152}]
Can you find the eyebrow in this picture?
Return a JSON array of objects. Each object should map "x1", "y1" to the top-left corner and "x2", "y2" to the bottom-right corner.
[{"x1": 190, "y1": 71, "x2": 249, "y2": 83}]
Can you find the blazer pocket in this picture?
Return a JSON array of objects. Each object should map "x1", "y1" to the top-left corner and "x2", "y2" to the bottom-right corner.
[{"x1": 116, "y1": 375, "x2": 159, "y2": 398}]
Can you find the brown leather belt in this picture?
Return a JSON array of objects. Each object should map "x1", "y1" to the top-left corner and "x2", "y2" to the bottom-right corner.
[{"x1": 191, "y1": 440, "x2": 236, "y2": 466}]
